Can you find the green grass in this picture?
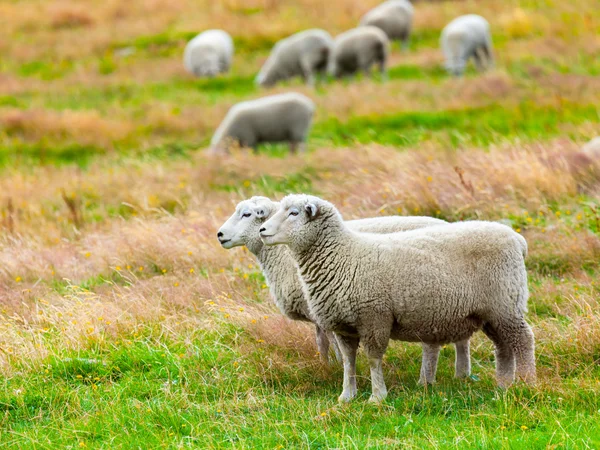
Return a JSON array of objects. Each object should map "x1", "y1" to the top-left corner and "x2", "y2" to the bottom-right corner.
[
  {"x1": 2, "y1": 322, "x2": 599, "y2": 448},
  {"x1": 313, "y1": 102, "x2": 600, "y2": 148}
]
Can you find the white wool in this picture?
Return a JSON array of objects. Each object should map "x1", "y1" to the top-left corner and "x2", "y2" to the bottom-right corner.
[
  {"x1": 261, "y1": 194, "x2": 535, "y2": 402},
  {"x1": 441, "y1": 15, "x2": 494, "y2": 76},
  {"x1": 183, "y1": 29, "x2": 233, "y2": 77}
]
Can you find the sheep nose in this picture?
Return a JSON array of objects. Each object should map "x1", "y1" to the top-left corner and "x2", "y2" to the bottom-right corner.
[
  {"x1": 259, "y1": 227, "x2": 266, "y2": 233},
  {"x1": 217, "y1": 231, "x2": 223, "y2": 238}
]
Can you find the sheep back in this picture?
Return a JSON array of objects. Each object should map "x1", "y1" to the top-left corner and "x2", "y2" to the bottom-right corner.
[{"x1": 360, "y1": 0, "x2": 414, "y2": 41}]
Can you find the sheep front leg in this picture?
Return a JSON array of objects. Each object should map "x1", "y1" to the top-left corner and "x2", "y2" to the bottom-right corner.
[
  {"x1": 300, "y1": 59, "x2": 316, "y2": 87},
  {"x1": 362, "y1": 328, "x2": 391, "y2": 403},
  {"x1": 328, "y1": 331, "x2": 343, "y2": 363},
  {"x1": 454, "y1": 339, "x2": 471, "y2": 378},
  {"x1": 335, "y1": 334, "x2": 359, "y2": 402},
  {"x1": 367, "y1": 357, "x2": 387, "y2": 403},
  {"x1": 419, "y1": 343, "x2": 440, "y2": 385}
]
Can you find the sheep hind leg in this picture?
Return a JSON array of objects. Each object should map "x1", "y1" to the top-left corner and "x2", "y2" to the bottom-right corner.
[
  {"x1": 335, "y1": 334, "x2": 359, "y2": 402},
  {"x1": 419, "y1": 343, "x2": 440, "y2": 385},
  {"x1": 315, "y1": 325, "x2": 330, "y2": 364},
  {"x1": 483, "y1": 322, "x2": 515, "y2": 388},
  {"x1": 454, "y1": 339, "x2": 471, "y2": 378},
  {"x1": 509, "y1": 318, "x2": 536, "y2": 384}
]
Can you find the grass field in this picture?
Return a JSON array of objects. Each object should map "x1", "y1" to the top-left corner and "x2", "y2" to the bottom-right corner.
[{"x1": 1, "y1": 0, "x2": 600, "y2": 448}]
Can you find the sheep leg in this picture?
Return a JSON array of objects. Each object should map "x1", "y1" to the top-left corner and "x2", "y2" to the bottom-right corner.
[
  {"x1": 300, "y1": 59, "x2": 316, "y2": 87},
  {"x1": 454, "y1": 339, "x2": 471, "y2": 378},
  {"x1": 329, "y1": 331, "x2": 343, "y2": 363},
  {"x1": 367, "y1": 357, "x2": 387, "y2": 403},
  {"x1": 473, "y1": 49, "x2": 485, "y2": 72},
  {"x1": 401, "y1": 30, "x2": 411, "y2": 52},
  {"x1": 507, "y1": 318, "x2": 537, "y2": 384},
  {"x1": 419, "y1": 343, "x2": 440, "y2": 385},
  {"x1": 481, "y1": 42, "x2": 495, "y2": 70},
  {"x1": 289, "y1": 142, "x2": 306, "y2": 154},
  {"x1": 362, "y1": 329, "x2": 391, "y2": 403},
  {"x1": 315, "y1": 325, "x2": 330, "y2": 364},
  {"x1": 335, "y1": 334, "x2": 359, "y2": 402},
  {"x1": 483, "y1": 322, "x2": 515, "y2": 388}
]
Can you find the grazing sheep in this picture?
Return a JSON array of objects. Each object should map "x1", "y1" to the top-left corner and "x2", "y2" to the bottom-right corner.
[
  {"x1": 256, "y1": 29, "x2": 333, "y2": 87},
  {"x1": 184, "y1": 29, "x2": 233, "y2": 77},
  {"x1": 260, "y1": 195, "x2": 535, "y2": 402},
  {"x1": 441, "y1": 15, "x2": 494, "y2": 76},
  {"x1": 329, "y1": 26, "x2": 390, "y2": 79},
  {"x1": 360, "y1": 0, "x2": 414, "y2": 48},
  {"x1": 210, "y1": 93, "x2": 314, "y2": 154},
  {"x1": 218, "y1": 197, "x2": 471, "y2": 380}
]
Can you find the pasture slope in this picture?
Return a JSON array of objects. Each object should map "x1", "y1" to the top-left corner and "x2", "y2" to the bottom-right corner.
[{"x1": 1, "y1": 0, "x2": 600, "y2": 448}]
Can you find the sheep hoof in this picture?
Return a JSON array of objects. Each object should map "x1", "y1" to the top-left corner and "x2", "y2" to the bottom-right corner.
[
  {"x1": 368, "y1": 393, "x2": 386, "y2": 404},
  {"x1": 338, "y1": 391, "x2": 356, "y2": 403},
  {"x1": 496, "y1": 376, "x2": 514, "y2": 389}
]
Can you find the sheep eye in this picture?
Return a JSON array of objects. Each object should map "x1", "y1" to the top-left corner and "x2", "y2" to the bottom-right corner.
[
  {"x1": 242, "y1": 212, "x2": 252, "y2": 218},
  {"x1": 289, "y1": 210, "x2": 299, "y2": 217}
]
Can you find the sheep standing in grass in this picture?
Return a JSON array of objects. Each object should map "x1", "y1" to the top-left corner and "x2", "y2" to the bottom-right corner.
[
  {"x1": 360, "y1": 0, "x2": 414, "y2": 49},
  {"x1": 256, "y1": 29, "x2": 333, "y2": 87},
  {"x1": 184, "y1": 30, "x2": 233, "y2": 77},
  {"x1": 210, "y1": 93, "x2": 314, "y2": 154},
  {"x1": 329, "y1": 26, "x2": 390, "y2": 79},
  {"x1": 218, "y1": 197, "x2": 472, "y2": 381},
  {"x1": 260, "y1": 195, "x2": 535, "y2": 402},
  {"x1": 441, "y1": 15, "x2": 494, "y2": 76}
]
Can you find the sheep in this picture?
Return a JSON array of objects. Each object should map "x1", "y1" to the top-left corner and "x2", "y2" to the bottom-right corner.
[
  {"x1": 360, "y1": 0, "x2": 414, "y2": 49},
  {"x1": 183, "y1": 29, "x2": 233, "y2": 77},
  {"x1": 256, "y1": 29, "x2": 333, "y2": 87},
  {"x1": 260, "y1": 194, "x2": 535, "y2": 402},
  {"x1": 217, "y1": 196, "x2": 472, "y2": 382},
  {"x1": 329, "y1": 26, "x2": 390, "y2": 79},
  {"x1": 441, "y1": 15, "x2": 494, "y2": 76},
  {"x1": 582, "y1": 137, "x2": 600, "y2": 160},
  {"x1": 210, "y1": 93, "x2": 314, "y2": 154}
]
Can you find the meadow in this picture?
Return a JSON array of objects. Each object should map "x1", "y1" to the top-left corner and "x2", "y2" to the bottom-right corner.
[{"x1": 1, "y1": 0, "x2": 600, "y2": 448}]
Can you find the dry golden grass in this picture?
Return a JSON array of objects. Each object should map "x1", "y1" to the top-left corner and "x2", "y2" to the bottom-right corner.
[{"x1": 1, "y1": 138, "x2": 599, "y2": 375}]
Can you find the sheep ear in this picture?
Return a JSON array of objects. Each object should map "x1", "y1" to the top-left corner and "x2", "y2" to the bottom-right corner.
[{"x1": 305, "y1": 203, "x2": 318, "y2": 219}]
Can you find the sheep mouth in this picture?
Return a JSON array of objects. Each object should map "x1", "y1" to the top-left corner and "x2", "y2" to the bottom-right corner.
[{"x1": 218, "y1": 238, "x2": 231, "y2": 245}]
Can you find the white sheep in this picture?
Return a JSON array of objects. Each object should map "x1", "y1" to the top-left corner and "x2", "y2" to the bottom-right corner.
[
  {"x1": 256, "y1": 29, "x2": 333, "y2": 87},
  {"x1": 260, "y1": 195, "x2": 535, "y2": 402},
  {"x1": 210, "y1": 93, "x2": 314, "y2": 154},
  {"x1": 582, "y1": 137, "x2": 600, "y2": 160},
  {"x1": 217, "y1": 197, "x2": 471, "y2": 382},
  {"x1": 183, "y1": 30, "x2": 234, "y2": 77},
  {"x1": 360, "y1": 0, "x2": 414, "y2": 49},
  {"x1": 329, "y1": 26, "x2": 390, "y2": 79},
  {"x1": 441, "y1": 15, "x2": 494, "y2": 76}
]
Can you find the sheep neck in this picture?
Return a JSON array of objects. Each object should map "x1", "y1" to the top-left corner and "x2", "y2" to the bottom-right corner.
[{"x1": 255, "y1": 240, "x2": 312, "y2": 322}]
